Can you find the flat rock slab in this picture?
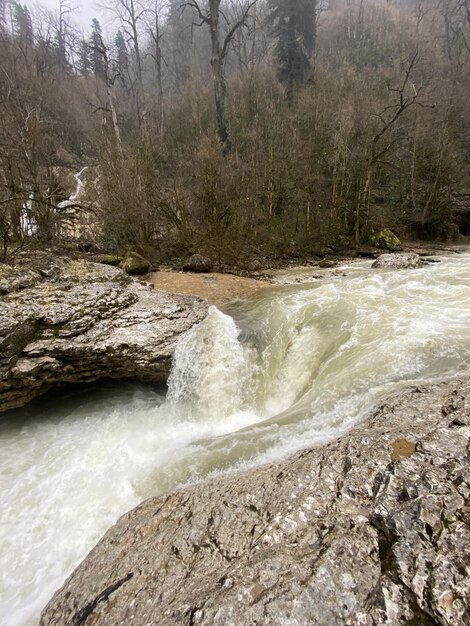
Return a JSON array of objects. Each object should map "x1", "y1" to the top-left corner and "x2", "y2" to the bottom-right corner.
[
  {"x1": 0, "y1": 257, "x2": 208, "y2": 413},
  {"x1": 41, "y1": 376, "x2": 470, "y2": 625}
]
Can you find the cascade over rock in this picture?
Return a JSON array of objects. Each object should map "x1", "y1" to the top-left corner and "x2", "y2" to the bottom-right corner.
[
  {"x1": 41, "y1": 375, "x2": 470, "y2": 626},
  {"x1": 0, "y1": 255, "x2": 207, "y2": 413}
]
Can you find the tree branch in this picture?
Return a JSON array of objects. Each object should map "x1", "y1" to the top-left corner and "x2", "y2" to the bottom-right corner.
[{"x1": 221, "y1": 0, "x2": 258, "y2": 60}]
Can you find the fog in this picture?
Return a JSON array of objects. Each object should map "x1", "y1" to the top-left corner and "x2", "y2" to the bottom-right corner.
[{"x1": 24, "y1": 0, "x2": 101, "y2": 29}]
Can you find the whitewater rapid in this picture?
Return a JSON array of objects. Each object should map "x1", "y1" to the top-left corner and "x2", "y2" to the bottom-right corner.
[{"x1": 1, "y1": 253, "x2": 470, "y2": 625}]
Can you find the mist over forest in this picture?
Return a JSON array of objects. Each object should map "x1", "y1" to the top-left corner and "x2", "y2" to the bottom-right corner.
[{"x1": 1, "y1": 0, "x2": 469, "y2": 265}]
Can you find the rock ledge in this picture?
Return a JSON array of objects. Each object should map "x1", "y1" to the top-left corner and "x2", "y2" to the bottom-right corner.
[{"x1": 0, "y1": 256, "x2": 208, "y2": 413}]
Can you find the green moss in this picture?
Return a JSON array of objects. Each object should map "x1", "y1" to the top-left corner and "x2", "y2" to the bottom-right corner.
[
  {"x1": 95, "y1": 255, "x2": 124, "y2": 267},
  {"x1": 120, "y1": 252, "x2": 151, "y2": 275},
  {"x1": 369, "y1": 229, "x2": 402, "y2": 252}
]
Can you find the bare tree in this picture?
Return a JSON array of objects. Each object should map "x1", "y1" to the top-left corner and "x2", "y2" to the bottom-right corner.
[
  {"x1": 354, "y1": 51, "x2": 433, "y2": 242},
  {"x1": 229, "y1": 0, "x2": 271, "y2": 72},
  {"x1": 90, "y1": 33, "x2": 123, "y2": 152},
  {"x1": 102, "y1": 0, "x2": 148, "y2": 133},
  {"x1": 183, "y1": 0, "x2": 258, "y2": 152},
  {"x1": 148, "y1": 0, "x2": 166, "y2": 137}
]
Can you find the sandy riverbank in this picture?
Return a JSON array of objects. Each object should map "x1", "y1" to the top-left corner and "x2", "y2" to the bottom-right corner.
[{"x1": 147, "y1": 269, "x2": 272, "y2": 306}]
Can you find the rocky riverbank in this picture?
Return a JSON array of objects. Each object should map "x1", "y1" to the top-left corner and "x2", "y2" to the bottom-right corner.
[
  {"x1": 41, "y1": 374, "x2": 470, "y2": 626},
  {"x1": 0, "y1": 254, "x2": 207, "y2": 413},
  {"x1": 0, "y1": 249, "x2": 416, "y2": 414}
]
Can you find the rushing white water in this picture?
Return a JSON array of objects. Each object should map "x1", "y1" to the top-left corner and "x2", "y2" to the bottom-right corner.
[{"x1": 1, "y1": 253, "x2": 470, "y2": 626}]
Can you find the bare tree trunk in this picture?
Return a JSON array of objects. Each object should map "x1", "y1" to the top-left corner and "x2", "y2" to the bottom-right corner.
[
  {"x1": 208, "y1": 0, "x2": 230, "y2": 151},
  {"x1": 107, "y1": 83, "x2": 123, "y2": 153},
  {"x1": 185, "y1": 0, "x2": 257, "y2": 153},
  {"x1": 95, "y1": 35, "x2": 123, "y2": 153},
  {"x1": 150, "y1": 3, "x2": 165, "y2": 138},
  {"x1": 129, "y1": 0, "x2": 147, "y2": 133},
  {"x1": 356, "y1": 168, "x2": 371, "y2": 244},
  {"x1": 113, "y1": 0, "x2": 147, "y2": 134}
]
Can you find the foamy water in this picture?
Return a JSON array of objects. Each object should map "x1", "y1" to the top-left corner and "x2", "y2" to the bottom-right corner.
[{"x1": 1, "y1": 253, "x2": 470, "y2": 625}]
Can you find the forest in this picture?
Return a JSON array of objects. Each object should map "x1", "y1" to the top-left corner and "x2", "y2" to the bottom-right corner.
[{"x1": 0, "y1": 0, "x2": 469, "y2": 266}]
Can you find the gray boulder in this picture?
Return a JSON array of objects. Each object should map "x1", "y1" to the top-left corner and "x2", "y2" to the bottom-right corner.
[
  {"x1": 41, "y1": 376, "x2": 470, "y2": 626},
  {"x1": 0, "y1": 257, "x2": 207, "y2": 413},
  {"x1": 183, "y1": 254, "x2": 214, "y2": 273},
  {"x1": 372, "y1": 252, "x2": 424, "y2": 269}
]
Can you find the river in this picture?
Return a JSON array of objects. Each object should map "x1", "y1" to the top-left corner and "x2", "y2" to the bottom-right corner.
[{"x1": 1, "y1": 254, "x2": 470, "y2": 625}]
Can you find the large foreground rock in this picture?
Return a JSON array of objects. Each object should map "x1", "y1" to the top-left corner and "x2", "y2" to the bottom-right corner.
[
  {"x1": 41, "y1": 376, "x2": 470, "y2": 625},
  {"x1": 0, "y1": 256, "x2": 207, "y2": 413}
]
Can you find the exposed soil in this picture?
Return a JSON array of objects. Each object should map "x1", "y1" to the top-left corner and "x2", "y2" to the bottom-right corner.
[{"x1": 147, "y1": 269, "x2": 272, "y2": 306}]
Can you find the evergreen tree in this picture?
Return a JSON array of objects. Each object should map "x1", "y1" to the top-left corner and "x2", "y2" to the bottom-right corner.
[
  {"x1": 77, "y1": 36, "x2": 91, "y2": 76},
  {"x1": 12, "y1": 3, "x2": 33, "y2": 52},
  {"x1": 114, "y1": 30, "x2": 129, "y2": 90},
  {"x1": 89, "y1": 18, "x2": 105, "y2": 79},
  {"x1": 52, "y1": 0, "x2": 74, "y2": 72},
  {"x1": 166, "y1": 0, "x2": 192, "y2": 88},
  {"x1": 268, "y1": 0, "x2": 316, "y2": 103}
]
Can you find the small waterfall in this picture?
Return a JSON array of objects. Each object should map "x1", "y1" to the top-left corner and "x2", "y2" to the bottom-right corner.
[
  {"x1": 19, "y1": 168, "x2": 88, "y2": 239},
  {"x1": 168, "y1": 306, "x2": 259, "y2": 419},
  {"x1": 57, "y1": 167, "x2": 88, "y2": 210}
]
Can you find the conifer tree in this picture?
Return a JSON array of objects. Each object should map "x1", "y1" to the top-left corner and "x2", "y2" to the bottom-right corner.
[
  {"x1": 78, "y1": 37, "x2": 91, "y2": 76},
  {"x1": 268, "y1": 0, "x2": 316, "y2": 104},
  {"x1": 12, "y1": 3, "x2": 34, "y2": 53},
  {"x1": 89, "y1": 18, "x2": 105, "y2": 79},
  {"x1": 114, "y1": 30, "x2": 129, "y2": 90}
]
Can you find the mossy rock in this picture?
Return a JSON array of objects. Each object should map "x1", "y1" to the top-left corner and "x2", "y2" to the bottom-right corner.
[
  {"x1": 120, "y1": 252, "x2": 151, "y2": 275},
  {"x1": 369, "y1": 229, "x2": 402, "y2": 252},
  {"x1": 95, "y1": 255, "x2": 124, "y2": 267}
]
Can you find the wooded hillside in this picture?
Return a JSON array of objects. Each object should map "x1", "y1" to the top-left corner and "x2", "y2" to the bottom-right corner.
[{"x1": 1, "y1": 0, "x2": 469, "y2": 264}]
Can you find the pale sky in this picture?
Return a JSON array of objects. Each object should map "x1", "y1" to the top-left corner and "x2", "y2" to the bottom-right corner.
[{"x1": 24, "y1": 0, "x2": 105, "y2": 31}]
